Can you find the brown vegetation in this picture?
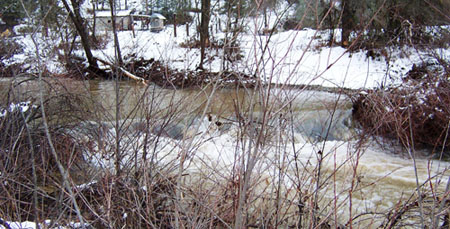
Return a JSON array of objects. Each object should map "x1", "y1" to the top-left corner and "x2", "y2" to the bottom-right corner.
[
  {"x1": 125, "y1": 57, "x2": 256, "y2": 89},
  {"x1": 353, "y1": 61, "x2": 450, "y2": 152},
  {"x1": 0, "y1": 108, "x2": 86, "y2": 221},
  {"x1": 0, "y1": 39, "x2": 26, "y2": 78}
]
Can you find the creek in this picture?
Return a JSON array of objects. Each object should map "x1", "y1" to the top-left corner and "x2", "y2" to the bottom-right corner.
[{"x1": 1, "y1": 77, "x2": 449, "y2": 227}]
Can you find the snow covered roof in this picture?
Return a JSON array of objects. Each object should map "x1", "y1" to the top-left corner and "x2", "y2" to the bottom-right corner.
[
  {"x1": 150, "y1": 13, "x2": 166, "y2": 20},
  {"x1": 95, "y1": 10, "x2": 133, "y2": 18}
]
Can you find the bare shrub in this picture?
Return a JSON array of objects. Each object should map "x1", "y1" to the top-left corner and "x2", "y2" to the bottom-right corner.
[
  {"x1": 74, "y1": 173, "x2": 177, "y2": 228},
  {"x1": 353, "y1": 61, "x2": 450, "y2": 152},
  {"x1": 0, "y1": 39, "x2": 23, "y2": 60},
  {"x1": 0, "y1": 39, "x2": 26, "y2": 78},
  {"x1": 0, "y1": 79, "x2": 92, "y2": 223}
]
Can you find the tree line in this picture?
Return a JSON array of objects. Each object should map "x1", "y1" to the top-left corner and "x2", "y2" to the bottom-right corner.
[{"x1": 1, "y1": 0, "x2": 449, "y2": 72}]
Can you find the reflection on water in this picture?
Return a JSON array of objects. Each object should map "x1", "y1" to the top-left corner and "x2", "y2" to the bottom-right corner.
[
  {"x1": 75, "y1": 79, "x2": 354, "y2": 142},
  {"x1": 0, "y1": 78, "x2": 354, "y2": 142}
]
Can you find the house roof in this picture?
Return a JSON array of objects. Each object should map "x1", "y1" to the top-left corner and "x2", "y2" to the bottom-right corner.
[
  {"x1": 150, "y1": 13, "x2": 166, "y2": 20},
  {"x1": 95, "y1": 10, "x2": 132, "y2": 18}
]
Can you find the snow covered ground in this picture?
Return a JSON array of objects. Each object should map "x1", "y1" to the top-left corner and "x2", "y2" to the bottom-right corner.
[
  {"x1": 91, "y1": 25, "x2": 450, "y2": 89},
  {"x1": 6, "y1": 15, "x2": 449, "y2": 90},
  {"x1": 0, "y1": 220, "x2": 86, "y2": 229}
]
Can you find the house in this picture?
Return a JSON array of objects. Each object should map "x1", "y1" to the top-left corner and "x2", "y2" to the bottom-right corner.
[
  {"x1": 91, "y1": 10, "x2": 166, "y2": 33},
  {"x1": 149, "y1": 13, "x2": 166, "y2": 32},
  {"x1": 92, "y1": 10, "x2": 133, "y2": 31},
  {"x1": 132, "y1": 13, "x2": 166, "y2": 32}
]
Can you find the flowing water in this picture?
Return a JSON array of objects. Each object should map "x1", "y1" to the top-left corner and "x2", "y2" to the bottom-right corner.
[{"x1": 1, "y1": 77, "x2": 449, "y2": 227}]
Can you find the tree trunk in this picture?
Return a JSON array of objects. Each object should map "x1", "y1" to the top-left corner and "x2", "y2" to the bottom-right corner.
[
  {"x1": 326, "y1": 1, "x2": 335, "y2": 45},
  {"x1": 145, "y1": 0, "x2": 149, "y2": 14},
  {"x1": 61, "y1": 0, "x2": 99, "y2": 69},
  {"x1": 92, "y1": 1, "x2": 97, "y2": 39},
  {"x1": 264, "y1": 7, "x2": 268, "y2": 28},
  {"x1": 198, "y1": 0, "x2": 211, "y2": 70},
  {"x1": 186, "y1": 22, "x2": 189, "y2": 37},
  {"x1": 341, "y1": 0, "x2": 355, "y2": 47},
  {"x1": 109, "y1": 0, "x2": 124, "y2": 66},
  {"x1": 174, "y1": 13, "x2": 177, "y2": 37},
  {"x1": 39, "y1": 0, "x2": 49, "y2": 37}
]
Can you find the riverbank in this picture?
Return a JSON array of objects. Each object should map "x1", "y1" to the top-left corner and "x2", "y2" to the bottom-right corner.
[{"x1": 4, "y1": 27, "x2": 442, "y2": 88}]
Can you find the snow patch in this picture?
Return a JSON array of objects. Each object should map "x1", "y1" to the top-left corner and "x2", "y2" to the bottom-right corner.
[{"x1": 0, "y1": 101, "x2": 36, "y2": 117}]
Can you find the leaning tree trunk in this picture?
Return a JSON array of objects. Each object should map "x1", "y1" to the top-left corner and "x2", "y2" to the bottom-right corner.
[
  {"x1": 198, "y1": 0, "x2": 211, "y2": 70},
  {"x1": 61, "y1": 0, "x2": 99, "y2": 69}
]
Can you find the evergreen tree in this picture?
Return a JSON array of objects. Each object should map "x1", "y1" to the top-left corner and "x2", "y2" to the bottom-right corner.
[
  {"x1": 37, "y1": 0, "x2": 65, "y2": 36},
  {"x1": 0, "y1": 0, "x2": 34, "y2": 25},
  {"x1": 368, "y1": 0, "x2": 449, "y2": 45}
]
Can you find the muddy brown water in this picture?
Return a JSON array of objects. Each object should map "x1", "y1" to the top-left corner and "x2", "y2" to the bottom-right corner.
[{"x1": 1, "y1": 77, "x2": 449, "y2": 227}]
